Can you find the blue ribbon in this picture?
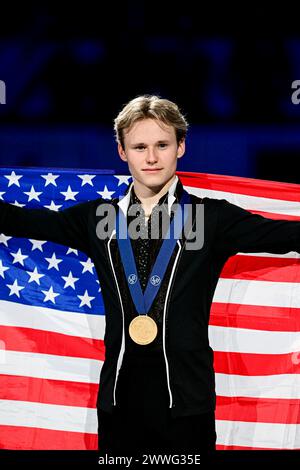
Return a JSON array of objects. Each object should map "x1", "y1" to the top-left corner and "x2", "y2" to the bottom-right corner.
[{"x1": 116, "y1": 190, "x2": 191, "y2": 315}]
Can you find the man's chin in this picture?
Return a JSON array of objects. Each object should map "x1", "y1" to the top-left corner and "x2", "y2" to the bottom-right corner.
[
  {"x1": 133, "y1": 172, "x2": 176, "y2": 193},
  {"x1": 140, "y1": 175, "x2": 167, "y2": 189}
]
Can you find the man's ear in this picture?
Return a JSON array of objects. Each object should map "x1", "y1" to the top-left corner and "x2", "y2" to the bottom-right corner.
[
  {"x1": 177, "y1": 139, "x2": 185, "y2": 159},
  {"x1": 118, "y1": 143, "x2": 127, "y2": 162}
]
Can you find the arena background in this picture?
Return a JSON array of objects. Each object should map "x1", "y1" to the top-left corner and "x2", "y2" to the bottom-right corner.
[{"x1": 0, "y1": 3, "x2": 300, "y2": 181}]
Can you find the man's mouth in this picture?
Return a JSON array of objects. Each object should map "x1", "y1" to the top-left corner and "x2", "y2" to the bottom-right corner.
[{"x1": 142, "y1": 168, "x2": 162, "y2": 172}]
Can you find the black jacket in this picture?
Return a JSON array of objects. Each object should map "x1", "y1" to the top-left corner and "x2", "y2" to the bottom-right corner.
[{"x1": 1, "y1": 176, "x2": 300, "y2": 417}]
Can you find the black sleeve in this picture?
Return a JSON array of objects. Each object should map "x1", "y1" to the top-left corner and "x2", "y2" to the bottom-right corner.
[
  {"x1": 215, "y1": 198, "x2": 300, "y2": 256},
  {"x1": 0, "y1": 200, "x2": 93, "y2": 255}
]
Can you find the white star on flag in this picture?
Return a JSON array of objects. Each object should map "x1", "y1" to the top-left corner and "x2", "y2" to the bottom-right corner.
[
  {"x1": 4, "y1": 171, "x2": 23, "y2": 187},
  {"x1": 42, "y1": 285, "x2": 60, "y2": 304},
  {"x1": 12, "y1": 201, "x2": 25, "y2": 208},
  {"x1": 0, "y1": 234, "x2": 12, "y2": 246},
  {"x1": 11, "y1": 248, "x2": 28, "y2": 266},
  {"x1": 114, "y1": 175, "x2": 132, "y2": 186},
  {"x1": 0, "y1": 192, "x2": 5, "y2": 200},
  {"x1": 78, "y1": 174, "x2": 96, "y2": 186},
  {"x1": 7, "y1": 279, "x2": 25, "y2": 298},
  {"x1": 97, "y1": 185, "x2": 115, "y2": 199},
  {"x1": 80, "y1": 258, "x2": 94, "y2": 274},
  {"x1": 62, "y1": 271, "x2": 79, "y2": 289},
  {"x1": 61, "y1": 186, "x2": 79, "y2": 201},
  {"x1": 77, "y1": 290, "x2": 95, "y2": 308},
  {"x1": 0, "y1": 260, "x2": 9, "y2": 278},
  {"x1": 29, "y1": 240, "x2": 47, "y2": 252},
  {"x1": 24, "y1": 186, "x2": 42, "y2": 202},
  {"x1": 26, "y1": 267, "x2": 45, "y2": 285},
  {"x1": 44, "y1": 201, "x2": 62, "y2": 212},
  {"x1": 66, "y1": 248, "x2": 78, "y2": 256},
  {"x1": 41, "y1": 173, "x2": 60, "y2": 187},
  {"x1": 45, "y1": 253, "x2": 63, "y2": 271}
]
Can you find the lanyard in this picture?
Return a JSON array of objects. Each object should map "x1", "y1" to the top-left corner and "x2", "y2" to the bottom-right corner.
[{"x1": 116, "y1": 190, "x2": 190, "y2": 315}]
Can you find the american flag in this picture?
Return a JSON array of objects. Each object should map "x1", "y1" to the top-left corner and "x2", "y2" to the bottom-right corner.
[{"x1": 0, "y1": 168, "x2": 299, "y2": 450}]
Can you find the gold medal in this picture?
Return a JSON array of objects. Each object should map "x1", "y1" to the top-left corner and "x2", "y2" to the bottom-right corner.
[{"x1": 129, "y1": 315, "x2": 158, "y2": 345}]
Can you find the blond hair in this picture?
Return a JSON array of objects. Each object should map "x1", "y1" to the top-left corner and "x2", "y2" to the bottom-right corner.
[{"x1": 114, "y1": 95, "x2": 188, "y2": 149}]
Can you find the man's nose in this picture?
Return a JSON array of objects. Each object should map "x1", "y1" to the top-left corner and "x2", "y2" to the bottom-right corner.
[{"x1": 146, "y1": 147, "x2": 158, "y2": 163}]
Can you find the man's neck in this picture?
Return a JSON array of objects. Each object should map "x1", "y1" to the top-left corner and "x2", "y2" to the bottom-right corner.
[{"x1": 133, "y1": 175, "x2": 176, "y2": 217}]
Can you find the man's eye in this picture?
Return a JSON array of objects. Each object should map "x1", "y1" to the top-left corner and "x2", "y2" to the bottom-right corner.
[
  {"x1": 159, "y1": 143, "x2": 168, "y2": 148},
  {"x1": 135, "y1": 146, "x2": 145, "y2": 150}
]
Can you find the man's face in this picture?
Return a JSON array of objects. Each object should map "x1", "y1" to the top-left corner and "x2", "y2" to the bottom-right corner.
[{"x1": 118, "y1": 118, "x2": 185, "y2": 190}]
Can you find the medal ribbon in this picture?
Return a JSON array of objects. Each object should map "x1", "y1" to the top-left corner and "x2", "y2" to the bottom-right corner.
[{"x1": 116, "y1": 190, "x2": 190, "y2": 315}]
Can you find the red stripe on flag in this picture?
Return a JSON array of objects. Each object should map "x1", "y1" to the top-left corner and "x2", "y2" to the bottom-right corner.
[
  {"x1": 216, "y1": 396, "x2": 300, "y2": 424},
  {"x1": 220, "y1": 255, "x2": 300, "y2": 283},
  {"x1": 214, "y1": 351, "x2": 300, "y2": 376},
  {"x1": 0, "y1": 425, "x2": 97, "y2": 450},
  {"x1": 0, "y1": 375, "x2": 99, "y2": 407},
  {"x1": 0, "y1": 325, "x2": 105, "y2": 361},
  {"x1": 249, "y1": 210, "x2": 300, "y2": 221},
  {"x1": 178, "y1": 171, "x2": 300, "y2": 202},
  {"x1": 210, "y1": 303, "x2": 300, "y2": 332}
]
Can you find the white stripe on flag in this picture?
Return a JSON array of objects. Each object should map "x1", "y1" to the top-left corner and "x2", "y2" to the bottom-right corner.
[
  {"x1": 209, "y1": 325, "x2": 300, "y2": 355},
  {"x1": 216, "y1": 373, "x2": 300, "y2": 399},
  {"x1": 216, "y1": 419, "x2": 300, "y2": 449},
  {"x1": 0, "y1": 399, "x2": 98, "y2": 433},
  {"x1": 0, "y1": 350, "x2": 102, "y2": 383},
  {"x1": 0, "y1": 299, "x2": 105, "y2": 340},
  {"x1": 214, "y1": 278, "x2": 300, "y2": 308},
  {"x1": 237, "y1": 251, "x2": 300, "y2": 258},
  {"x1": 185, "y1": 185, "x2": 300, "y2": 216}
]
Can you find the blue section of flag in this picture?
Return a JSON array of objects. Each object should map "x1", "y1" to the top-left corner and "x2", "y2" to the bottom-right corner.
[{"x1": 0, "y1": 168, "x2": 132, "y2": 316}]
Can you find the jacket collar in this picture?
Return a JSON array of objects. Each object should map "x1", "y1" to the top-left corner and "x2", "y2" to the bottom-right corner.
[{"x1": 117, "y1": 175, "x2": 182, "y2": 217}]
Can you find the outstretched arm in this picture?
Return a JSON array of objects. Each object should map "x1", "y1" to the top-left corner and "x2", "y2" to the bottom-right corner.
[
  {"x1": 0, "y1": 200, "x2": 94, "y2": 256},
  {"x1": 215, "y1": 198, "x2": 300, "y2": 256}
]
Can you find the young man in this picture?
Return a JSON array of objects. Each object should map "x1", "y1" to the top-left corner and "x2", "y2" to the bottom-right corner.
[{"x1": 0, "y1": 95, "x2": 300, "y2": 458}]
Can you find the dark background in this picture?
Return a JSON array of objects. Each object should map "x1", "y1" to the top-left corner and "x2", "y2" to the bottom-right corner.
[{"x1": 0, "y1": 2, "x2": 300, "y2": 182}]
